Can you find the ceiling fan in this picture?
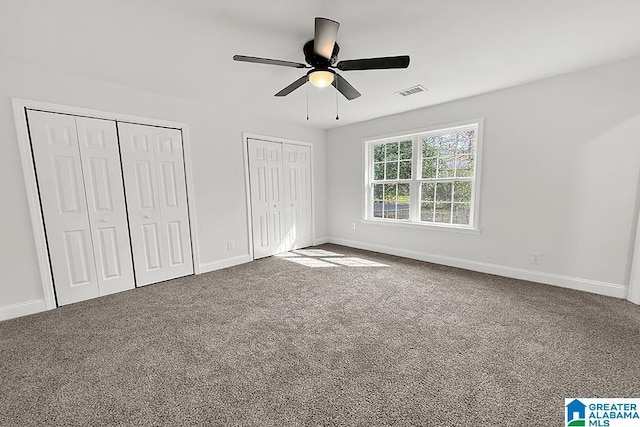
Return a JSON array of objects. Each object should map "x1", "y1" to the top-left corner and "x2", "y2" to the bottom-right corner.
[{"x1": 233, "y1": 17, "x2": 410, "y2": 101}]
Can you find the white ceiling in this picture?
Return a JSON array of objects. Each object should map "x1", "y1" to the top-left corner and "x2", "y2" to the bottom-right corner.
[{"x1": 2, "y1": 0, "x2": 640, "y2": 129}]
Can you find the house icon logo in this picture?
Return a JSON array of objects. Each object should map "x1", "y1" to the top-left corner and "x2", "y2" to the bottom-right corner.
[{"x1": 566, "y1": 399, "x2": 587, "y2": 426}]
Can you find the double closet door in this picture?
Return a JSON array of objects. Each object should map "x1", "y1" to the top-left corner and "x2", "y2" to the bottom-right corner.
[
  {"x1": 28, "y1": 110, "x2": 193, "y2": 306},
  {"x1": 248, "y1": 138, "x2": 312, "y2": 259}
]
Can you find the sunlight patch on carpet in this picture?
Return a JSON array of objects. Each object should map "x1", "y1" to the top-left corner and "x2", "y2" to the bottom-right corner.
[
  {"x1": 293, "y1": 249, "x2": 344, "y2": 257},
  {"x1": 283, "y1": 257, "x2": 339, "y2": 267},
  {"x1": 279, "y1": 249, "x2": 389, "y2": 268},
  {"x1": 322, "y1": 257, "x2": 389, "y2": 267}
]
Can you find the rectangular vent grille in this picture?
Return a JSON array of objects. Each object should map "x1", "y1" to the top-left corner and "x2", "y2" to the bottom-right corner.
[{"x1": 395, "y1": 85, "x2": 427, "y2": 97}]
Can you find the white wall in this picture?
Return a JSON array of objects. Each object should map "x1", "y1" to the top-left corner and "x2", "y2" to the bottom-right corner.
[
  {"x1": 0, "y1": 60, "x2": 327, "y2": 317},
  {"x1": 326, "y1": 57, "x2": 640, "y2": 298}
]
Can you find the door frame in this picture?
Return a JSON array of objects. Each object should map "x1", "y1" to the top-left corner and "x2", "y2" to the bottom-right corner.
[
  {"x1": 629, "y1": 209, "x2": 640, "y2": 305},
  {"x1": 12, "y1": 98, "x2": 201, "y2": 310},
  {"x1": 242, "y1": 132, "x2": 315, "y2": 261}
]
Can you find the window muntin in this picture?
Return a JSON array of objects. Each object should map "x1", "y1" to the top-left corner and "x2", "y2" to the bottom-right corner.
[{"x1": 367, "y1": 122, "x2": 480, "y2": 228}]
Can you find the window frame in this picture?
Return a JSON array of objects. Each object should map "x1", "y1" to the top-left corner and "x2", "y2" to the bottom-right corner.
[{"x1": 362, "y1": 119, "x2": 483, "y2": 232}]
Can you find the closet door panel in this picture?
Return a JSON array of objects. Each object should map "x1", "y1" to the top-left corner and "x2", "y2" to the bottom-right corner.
[
  {"x1": 153, "y1": 127, "x2": 193, "y2": 275},
  {"x1": 266, "y1": 143, "x2": 285, "y2": 254},
  {"x1": 248, "y1": 139, "x2": 285, "y2": 258},
  {"x1": 296, "y1": 145, "x2": 313, "y2": 248},
  {"x1": 118, "y1": 122, "x2": 193, "y2": 285},
  {"x1": 282, "y1": 144, "x2": 299, "y2": 251},
  {"x1": 282, "y1": 144, "x2": 312, "y2": 250},
  {"x1": 76, "y1": 117, "x2": 135, "y2": 295},
  {"x1": 248, "y1": 139, "x2": 272, "y2": 259},
  {"x1": 27, "y1": 110, "x2": 100, "y2": 305},
  {"x1": 118, "y1": 123, "x2": 167, "y2": 286}
]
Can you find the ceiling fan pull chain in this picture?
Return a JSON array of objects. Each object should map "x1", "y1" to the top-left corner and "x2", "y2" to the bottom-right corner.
[{"x1": 306, "y1": 92, "x2": 309, "y2": 120}]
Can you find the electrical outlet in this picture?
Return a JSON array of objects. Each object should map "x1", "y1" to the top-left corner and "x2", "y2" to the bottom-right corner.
[
  {"x1": 226, "y1": 240, "x2": 235, "y2": 251},
  {"x1": 351, "y1": 222, "x2": 356, "y2": 230},
  {"x1": 529, "y1": 252, "x2": 543, "y2": 265}
]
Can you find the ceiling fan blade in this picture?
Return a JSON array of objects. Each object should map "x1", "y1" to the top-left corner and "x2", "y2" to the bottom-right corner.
[
  {"x1": 233, "y1": 55, "x2": 307, "y2": 69},
  {"x1": 332, "y1": 74, "x2": 361, "y2": 100},
  {"x1": 275, "y1": 75, "x2": 308, "y2": 97},
  {"x1": 314, "y1": 17, "x2": 340, "y2": 59},
  {"x1": 336, "y1": 55, "x2": 410, "y2": 71}
]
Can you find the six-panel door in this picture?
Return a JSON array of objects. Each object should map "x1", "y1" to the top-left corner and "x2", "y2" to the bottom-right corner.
[
  {"x1": 248, "y1": 139, "x2": 286, "y2": 259},
  {"x1": 282, "y1": 144, "x2": 312, "y2": 251},
  {"x1": 118, "y1": 122, "x2": 194, "y2": 286}
]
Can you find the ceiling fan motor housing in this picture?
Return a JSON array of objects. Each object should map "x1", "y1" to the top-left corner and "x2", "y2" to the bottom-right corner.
[{"x1": 303, "y1": 40, "x2": 339, "y2": 68}]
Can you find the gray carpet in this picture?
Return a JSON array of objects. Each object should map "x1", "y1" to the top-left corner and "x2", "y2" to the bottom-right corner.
[{"x1": 1, "y1": 244, "x2": 639, "y2": 426}]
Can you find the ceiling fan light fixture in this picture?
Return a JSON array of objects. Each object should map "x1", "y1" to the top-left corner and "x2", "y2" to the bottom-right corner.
[{"x1": 308, "y1": 70, "x2": 334, "y2": 88}]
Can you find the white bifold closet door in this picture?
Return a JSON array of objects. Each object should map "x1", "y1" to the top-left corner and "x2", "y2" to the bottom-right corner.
[
  {"x1": 248, "y1": 139, "x2": 286, "y2": 259},
  {"x1": 118, "y1": 123, "x2": 193, "y2": 286},
  {"x1": 282, "y1": 143, "x2": 313, "y2": 250},
  {"x1": 28, "y1": 110, "x2": 135, "y2": 305},
  {"x1": 248, "y1": 138, "x2": 312, "y2": 259}
]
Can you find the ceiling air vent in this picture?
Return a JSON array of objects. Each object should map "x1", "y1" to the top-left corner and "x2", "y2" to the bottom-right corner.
[{"x1": 395, "y1": 85, "x2": 427, "y2": 97}]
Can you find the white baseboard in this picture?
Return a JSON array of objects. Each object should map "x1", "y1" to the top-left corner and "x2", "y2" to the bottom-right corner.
[
  {"x1": 313, "y1": 236, "x2": 329, "y2": 246},
  {"x1": 199, "y1": 254, "x2": 252, "y2": 273},
  {"x1": 328, "y1": 237, "x2": 628, "y2": 299},
  {"x1": 0, "y1": 299, "x2": 48, "y2": 322}
]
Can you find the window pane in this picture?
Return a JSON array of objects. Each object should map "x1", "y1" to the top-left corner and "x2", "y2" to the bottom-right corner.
[
  {"x1": 435, "y1": 182, "x2": 452, "y2": 202},
  {"x1": 453, "y1": 181, "x2": 471, "y2": 203},
  {"x1": 385, "y1": 162, "x2": 398, "y2": 180},
  {"x1": 383, "y1": 202, "x2": 397, "y2": 219},
  {"x1": 453, "y1": 203, "x2": 470, "y2": 225},
  {"x1": 373, "y1": 183, "x2": 383, "y2": 200},
  {"x1": 384, "y1": 183, "x2": 397, "y2": 201},
  {"x1": 422, "y1": 137, "x2": 438, "y2": 158},
  {"x1": 437, "y1": 157, "x2": 454, "y2": 178},
  {"x1": 421, "y1": 202, "x2": 434, "y2": 222},
  {"x1": 374, "y1": 144, "x2": 385, "y2": 162},
  {"x1": 373, "y1": 201, "x2": 383, "y2": 218},
  {"x1": 373, "y1": 184, "x2": 384, "y2": 218},
  {"x1": 399, "y1": 140, "x2": 412, "y2": 160},
  {"x1": 398, "y1": 184, "x2": 410, "y2": 219},
  {"x1": 374, "y1": 163, "x2": 384, "y2": 180},
  {"x1": 386, "y1": 142, "x2": 398, "y2": 161},
  {"x1": 399, "y1": 160, "x2": 412, "y2": 179},
  {"x1": 383, "y1": 183, "x2": 397, "y2": 219},
  {"x1": 455, "y1": 155, "x2": 474, "y2": 177},
  {"x1": 434, "y1": 202, "x2": 452, "y2": 223},
  {"x1": 422, "y1": 157, "x2": 437, "y2": 178},
  {"x1": 457, "y1": 131, "x2": 474, "y2": 154},
  {"x1": 439, "y1": 134, "x2": 457, "y2": 157},
  {"x1": 398, "y1": 183, "x2": 410, "y2": 198},
  {"x1": 421, "y1": 182, "x2": 435, "y2": 201}
]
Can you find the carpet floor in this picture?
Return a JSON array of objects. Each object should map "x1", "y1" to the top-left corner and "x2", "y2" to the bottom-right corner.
[{"x1": 1, "y1": 244, "x2": 639, "y2": 426}]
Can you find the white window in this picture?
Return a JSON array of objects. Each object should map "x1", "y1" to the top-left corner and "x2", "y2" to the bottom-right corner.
[{"x1": 365, "y1": 120, "x2": 482, "y2": 230}]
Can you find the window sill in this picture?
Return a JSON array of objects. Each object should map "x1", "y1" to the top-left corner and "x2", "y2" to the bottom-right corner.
[{"x1": 360, "y1": 218, "x2": 480, "y2": 235}]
